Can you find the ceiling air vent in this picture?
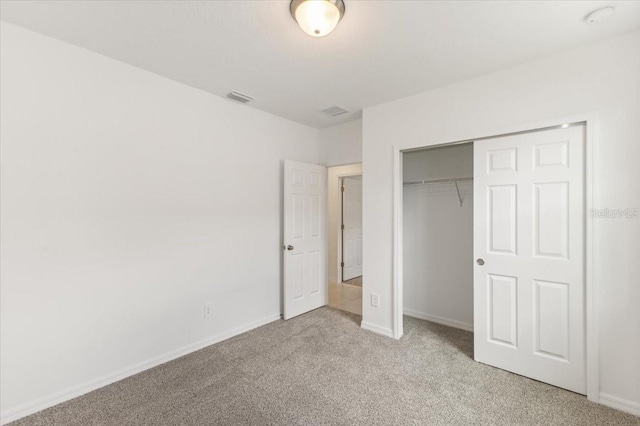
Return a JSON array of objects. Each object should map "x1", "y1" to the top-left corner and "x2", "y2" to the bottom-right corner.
[
  {"x1": 226, "y1": 91, "x2": 253, "y2": 103},
  {"x1": 321, "y1": 106, "x2": 348, "y2": 117}
]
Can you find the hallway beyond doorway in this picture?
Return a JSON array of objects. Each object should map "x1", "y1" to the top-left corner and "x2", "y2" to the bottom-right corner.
[
  {"x1": 343, "y1": 276, "x2": 362, "y2": 287},
  {"x1": 328, "y1": 282, "x2": 362, "y2": 315}
]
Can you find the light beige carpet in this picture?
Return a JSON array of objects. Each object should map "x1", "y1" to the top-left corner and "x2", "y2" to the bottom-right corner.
[{"x1": 10, "y1": 308, "x2": 639, "y2": 425}]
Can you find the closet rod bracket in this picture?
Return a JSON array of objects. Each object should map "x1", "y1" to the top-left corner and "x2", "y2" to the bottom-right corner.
[{"x1": 454, "y1": 179, "x2": 463, "y2": 207}]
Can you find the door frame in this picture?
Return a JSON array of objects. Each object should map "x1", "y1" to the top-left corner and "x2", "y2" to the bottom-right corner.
[
  {"x1": 340, "y1": 177, "x2": 346, "y2": 281},
  {"x1": 391, "y1": 113, "x2": 598, "y2": 402},
  {"x1": 340, "y1": 175, "x2": 363, "y2": 282},
  {"x1": 328, "y1": 164, "x2": 362, "y2": 284}
]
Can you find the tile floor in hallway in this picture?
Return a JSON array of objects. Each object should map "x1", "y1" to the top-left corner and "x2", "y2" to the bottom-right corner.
[
  {"x1": 343, "y1": 276, "x2": 362, "y2": 287},
  {"x1": 328, "y1": 280, "x2": 362, "y2": 315}
]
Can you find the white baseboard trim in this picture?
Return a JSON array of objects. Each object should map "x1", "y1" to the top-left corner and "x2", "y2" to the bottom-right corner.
[
  {"x1": 0, "y1": 313, "x2": 281, "y2": 425},
  {"x1": 360, "y1": 321, "x2": 394, "y2": 338},
  {"x1": 403, "y1": 308, "x2": 474, "y2": 332},
  {"x1": 599, "y1": 393, "x2": 640, "y2": 417}
]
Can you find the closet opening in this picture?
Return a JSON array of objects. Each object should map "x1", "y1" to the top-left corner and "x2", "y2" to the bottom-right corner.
[
  {"x1": 395, "y1": 121, "x2": 594, "y2": 396},
  {"x1": 402, "y1": 142, "x2": 474, "y2": 342}
]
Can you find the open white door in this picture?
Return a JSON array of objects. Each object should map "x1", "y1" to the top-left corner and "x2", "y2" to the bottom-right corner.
[
  {"x1": 474, "y1": 125, "x2": 586, "y2": 394},
  {"x1": 283, "y1": 160, "x2": 327, "y2": 320},
  {"x1": 342, "y1": 176, "x2": 362, "y2": 281}
]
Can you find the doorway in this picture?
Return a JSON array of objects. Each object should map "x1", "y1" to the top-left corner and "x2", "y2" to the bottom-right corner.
[
  {"x1": 342, "y1": 176, "x2": 363, "y2": 282},
  {"x1": 397, "y1": 122, "x2": 591, "y2": 396},
  {"x1": 327, "y1": 164, "x2": 362, "y2": 315}
]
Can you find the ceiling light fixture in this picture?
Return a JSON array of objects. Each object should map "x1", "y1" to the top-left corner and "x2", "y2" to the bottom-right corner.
[{"x1": 290, "y1": 0, "x2": 345, "y2": 37}]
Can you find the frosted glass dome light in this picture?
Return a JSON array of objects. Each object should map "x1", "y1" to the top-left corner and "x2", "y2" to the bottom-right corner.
[{"x1": 290, "y1": 0, "x2": 345, "y2": 37}]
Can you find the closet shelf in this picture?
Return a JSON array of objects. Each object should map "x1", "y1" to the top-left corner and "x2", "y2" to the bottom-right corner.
[
  {"x1": 403, "y1": 176, "x2": 473, "y2": 207},
  {"x1": 403, "y1": 176, "x2": 473, "y2": 186}
]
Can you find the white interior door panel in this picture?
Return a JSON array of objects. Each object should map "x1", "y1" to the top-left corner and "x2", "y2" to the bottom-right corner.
[
  {"x1": 283, "y1": 160, "x2": 327, "y2": 320},
  {"x1": 474, "y1": 125, "x2": 586, "y2": 394}
]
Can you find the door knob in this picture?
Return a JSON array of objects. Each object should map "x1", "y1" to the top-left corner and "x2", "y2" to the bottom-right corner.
[
  {"x1": 476, "y1": 258, "x2": 485, "y2": 266},
  {"x1": 286, "y1": 245, "x2": 294, "y2": 251}
]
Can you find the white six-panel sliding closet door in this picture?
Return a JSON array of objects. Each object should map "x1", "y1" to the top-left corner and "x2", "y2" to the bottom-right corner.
[{"x1": 473, "y1": 125, "x2": 586, "y2": 394}]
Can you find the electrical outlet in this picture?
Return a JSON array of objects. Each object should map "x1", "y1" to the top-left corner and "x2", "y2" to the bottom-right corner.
[
  {"x1": 371, "y1": 293, "x2": 380, "y2": 307},
  {"x1": 203, "y1": 303, "x2": 212, "y2": 319}
]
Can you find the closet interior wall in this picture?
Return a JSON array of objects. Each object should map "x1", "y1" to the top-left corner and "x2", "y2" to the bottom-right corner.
[{"x1": 402, "y1": 143, "x2": 474, "y2": 331}]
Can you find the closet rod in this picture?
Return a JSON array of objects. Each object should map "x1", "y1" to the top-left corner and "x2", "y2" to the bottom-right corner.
[{"x1": 403, "y1": 176, "x2": 473, "y2": 186}]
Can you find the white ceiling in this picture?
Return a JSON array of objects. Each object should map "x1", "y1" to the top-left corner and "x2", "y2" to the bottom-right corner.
[{"x1": 1, "y1": 1, "x2": 639, "y2": 128}]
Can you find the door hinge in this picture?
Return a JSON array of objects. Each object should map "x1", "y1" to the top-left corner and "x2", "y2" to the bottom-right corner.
[
  {"x1": 340, "y1": 262, "x2": 344, "y2": 267},
  {"x1": 341, "y1": 185, "x2": 345, "y2": 192},
  {"x1": 341, "y1": 224, "x2": 345, "y2": 230}
]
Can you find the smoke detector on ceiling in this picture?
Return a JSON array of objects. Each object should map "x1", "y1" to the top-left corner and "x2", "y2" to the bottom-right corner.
[
  {"x1": 321, "y1": 106, "x2": 349, "y2": 117},
  {"x1": 584, "y1": 6, "x2": 615, "y2": 24},
  {"x1": 226, "y1": 91, "x2": 253, "y2": 103}
]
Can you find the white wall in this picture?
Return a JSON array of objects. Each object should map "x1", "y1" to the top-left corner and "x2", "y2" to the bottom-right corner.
[
  {"x1": 403, "y1": 146, "x2": 473, "y2": 330},
  {"x1": 320, "y1": 119, "x2": 362, "y2": 166},
  {"x1": 362, "y1": 30, "x2": 640, "y2": 409},
  {"x1": 327, "y1": 164, "x2": 362, "y2": 284},
  {"x1": 0, "y1": 22, "x2": 321, "y2": 421}
]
